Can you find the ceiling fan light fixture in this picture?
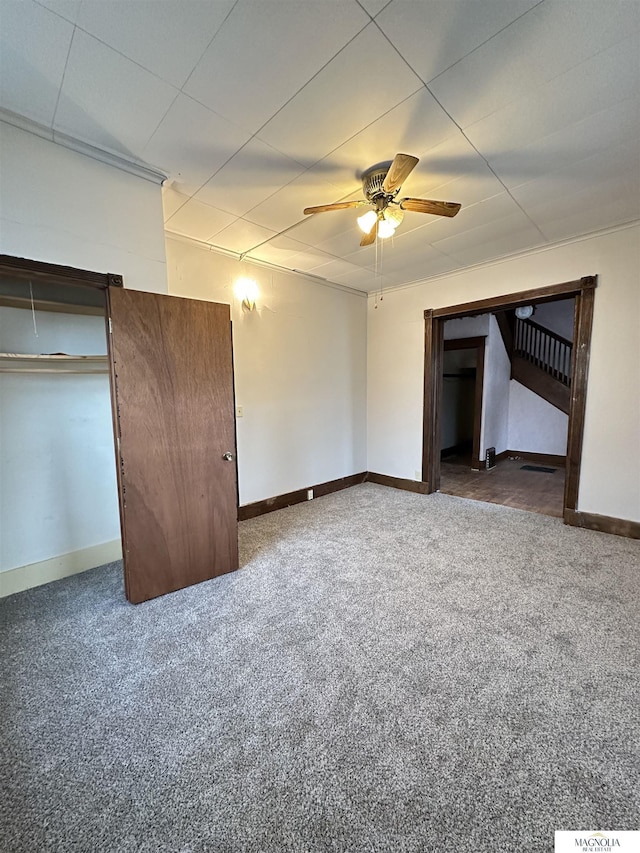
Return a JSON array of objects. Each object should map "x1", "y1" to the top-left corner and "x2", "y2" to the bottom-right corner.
[
  {"x1": 378, "y1": 217, "x2": 396, "y2": 239},
  {"x1": 304, "y1": 153, "x2": 461, "y2": 248},
  {"x1": 357, "y1": 210, "x2": 378, "y2": 234}
]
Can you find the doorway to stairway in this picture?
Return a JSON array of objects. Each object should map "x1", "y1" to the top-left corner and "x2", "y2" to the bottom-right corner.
[
  {"x1": 422, "y1": 276, "x2": 596, "y2": 526},
  {"x1": 438, "y1": 301, "x2": 573, "y2": 517}
]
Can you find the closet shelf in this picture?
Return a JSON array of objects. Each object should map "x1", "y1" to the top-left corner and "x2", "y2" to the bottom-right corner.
[{"x1": 0, "y1": 353, "x2": 109, "y2": 374}]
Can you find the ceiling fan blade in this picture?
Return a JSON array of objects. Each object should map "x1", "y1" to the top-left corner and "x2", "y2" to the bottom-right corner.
[
  {"x1": 359, "y1": 218, "x2": 378, "y2": 246},
  {"x1": 400, "y1": 198, "x2": 461, "y2": 217},
  {"x1": 382, "y1": 153, "x2": 419, "y2": 194},
  {"x1": 303, "y1": 200, "x2": 367, "y2": 215}
]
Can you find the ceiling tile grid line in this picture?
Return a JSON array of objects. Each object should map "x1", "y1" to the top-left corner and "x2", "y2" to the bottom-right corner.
[
  {"x1": 218, "y1": 19, "x2": 461, "y2": 255},
  {"x1": 397, "y1": 0, "x2": 546, "y2": 87},
  {"x1": 37, "y1": 0, "x2": 368, "y2": 192},
  {"x1": 52, "y1": 13, "x2": 236, "y2": 162},
  {"x1": 49, "y1": 9, "x2": 75, "y2": 131},
  {"x1": 25, "y1": 1, "x2": 256, "y2": 208},
  {"x1": 148, "y1": 12, "x2": 384, "y2": 236},
  {"x1": 236, "y1": 11, "x2": 372, "y2": 139},
  {"x1": 428, "y1": 0, "x2": 640, "y2": 130},
  {"x1": 182, "y1": 1, "x2": 372, "y2": 136},
  {"x1": 370, "y1": 5, "x2": 549, "y2": 244},
  {"x1": 3, "y1": 0, "x2": 639, "y2": 293},
  {"x1": 33, "y1": 0, "x2": 78, "y2": 26}
]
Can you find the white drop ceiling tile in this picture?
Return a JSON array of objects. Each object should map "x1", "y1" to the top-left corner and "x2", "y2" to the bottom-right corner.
[
  {"x1": 430, "y1": 0, "x2": 640, "y2": 129},
  {"x1": 258, "y1": 24, "x2": 423, "y2": 164},
  {"x1": 376, "y1": 0, "x2": 539, "y2": 82},
  {"x1": 464, "y1": 33, "x2": 640, "y2": 156},
  {"x1": 246, "y1": 236, "x2": 317, "y2": 267},
  {"x1": 304, "y1": 258, "x2": 366, "y2": 281},
  {"x1": 402, "y1": 133, "x2": 497, "y2": 199},
  {"x1": 194, "y1": 138, "x2": 307, "y2": 218},
  {"x1": 372, "y1": 244, "x2": 459, "y2": 280},
  {"x1": 143, "y1": 94, "x2": 250, "y2": 196},
  {"x1": 315, "y1": 222, "x2": 376, "y2": 258},
  {"x1": 36, "y1": 0, "x2": 82, "y2": 24},
  {"x1": 406, "y1": 191, "x2": 520, "y2": 246},
  {"x1": 161, "y1": 185, "x2": 190, "y2": 222},
  {"x1": 520, "y1": 172, "x2": 640, "y2": 241},
  {"x1": 165, "y1": 199, "x2": 236, "y2": 242},
  {"x1": 489, "y1": 96, "x2": 640, "y2": 190},
  {"x1": 329, "y1": 266, "x2": 382, "y2": 290},
  {"x1": 211, "y1": 219, "x2": 277, "y2": 255},
  {"x1": 0, "y1": 0, "x2": 73, "y2": 125},
  {"x1": 399, "y1": 173, "x2": 504, "y2": 227},
  {"x1": 54, "y1": 30, "x2": 177, "y2": 157},
  {"x1": 314, "y1": 87, "x2": 460, "y2": 193},
  {"x1": 339, "y1": 241, "x2": 389, "y2": 269},
  {"x1": 244, "y1": 172, "x2": 346, "y2": 233},
  {"x1": 285, "y1": 247, "x2": 342, "y2": 273},
  {"x1": 287, "y1": 208, "x2": 364, "y2": 248},
  {"x1": 441, "y1": 226, "x2": 547, "y2": 268},
  {"x1": 511, "y1": 139, "x2": 640, "y2": 208},
  {"x1": 358, "y1": 0, "x2": 392, "y2": 18},
  {"x1": 76, "y1": 0, "x2": 234, "y2": 88},
  {"x1": 432, "y1": 209, "x2": 544, "y2": 260},
  {"x1": 184, "y1": 0, "x2": 369, "y2": 134}
]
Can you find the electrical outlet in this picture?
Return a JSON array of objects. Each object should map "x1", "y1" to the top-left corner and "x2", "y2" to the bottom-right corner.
[
  {"x1": 307, "y1": 489, "x2": 313, "y2": 500},
  {"x1": 236, "y1": 405, "x2": 243, "y2": 418}
]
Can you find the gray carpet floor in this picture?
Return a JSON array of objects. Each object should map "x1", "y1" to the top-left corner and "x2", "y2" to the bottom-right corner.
[{"x1": 1, "y1": 484, "x2": 639, "y2": 852}]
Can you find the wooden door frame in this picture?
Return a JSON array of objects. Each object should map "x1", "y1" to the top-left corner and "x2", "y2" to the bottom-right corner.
[
  {"x1": 442, "y1": 336, "x2": 486, "y2": 471},
  {"x1": 0, "y1": 254, "x2": 123, "y2": 290},
  {"x1": 1, "y1": 254, "x2": 240, "y2": 602},
  {"x1": 422, "y1": 276, "x2": 597, "y2": 524}
]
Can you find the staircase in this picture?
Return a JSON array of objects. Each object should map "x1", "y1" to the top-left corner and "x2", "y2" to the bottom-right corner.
[{"x1": 496, "y1": 312, "x2": 572, "y2": 414}]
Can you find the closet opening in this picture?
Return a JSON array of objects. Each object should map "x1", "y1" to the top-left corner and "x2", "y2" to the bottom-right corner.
[
  {"x1": 0, "y1": 257, "x2": 121, "y2": 596},
  {"x1": 1, "y1": 254, "x2": 239, "y2": 604}
]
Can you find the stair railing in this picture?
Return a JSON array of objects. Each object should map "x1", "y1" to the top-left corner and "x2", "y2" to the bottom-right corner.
[{"x1": 513, "y1": 318, "x2": 572, "y2": 387}]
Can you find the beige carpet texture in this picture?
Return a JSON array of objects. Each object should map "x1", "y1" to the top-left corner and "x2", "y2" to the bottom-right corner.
[{"x1": 1, "y1": 484, "x2": 638, "y2": 851}]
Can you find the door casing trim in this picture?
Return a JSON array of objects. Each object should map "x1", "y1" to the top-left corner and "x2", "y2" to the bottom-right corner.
[{"x1": 422, "y1": 276, "x2": 597, "y2": 524}]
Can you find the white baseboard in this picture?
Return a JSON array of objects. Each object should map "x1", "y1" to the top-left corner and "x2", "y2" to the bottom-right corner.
[{"x1": 0, "y1": 539, "x2": 122, "y2": 598}]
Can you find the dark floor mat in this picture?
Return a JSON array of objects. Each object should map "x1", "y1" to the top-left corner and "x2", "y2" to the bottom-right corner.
[{"x1": 521, "y1": 464, "x2": 557, "y2": 473}]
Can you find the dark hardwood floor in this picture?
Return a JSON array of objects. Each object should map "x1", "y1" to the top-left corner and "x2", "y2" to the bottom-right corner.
[{"x1": 439, "y1": 452, "x2": 565, "y2": 518}]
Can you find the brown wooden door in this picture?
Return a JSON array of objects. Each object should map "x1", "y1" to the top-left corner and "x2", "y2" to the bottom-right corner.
[{"x1": 106, "y1": 288, "x2": 238, "y2": 604}]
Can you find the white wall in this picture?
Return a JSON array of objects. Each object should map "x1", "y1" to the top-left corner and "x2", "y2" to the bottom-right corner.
[
  {"x1": 367, "y1": 224, "x2": 640, "y2": 522},
  {"x1": 0, "y1": 122, "x2": 167, "y2": 293},
  {"x1": 165, "y1": 237, "x2": 367, "y2": 505},
  {"x1": 533, "y1": 298, "x2": 575, "y2": 341},
  {"x1": 508, "y1": 381, "x2": 568, "y2": 456},
  {"x1": 0, "y1": 308, "x2": 120, "y2": 573},
  {"x1": 443, "y1": 315, "x2": 489, "y2": 340},
  {"x1": 481, "y1": 315, "x2": 511, "y2": 458},
  {"x1": 0, "y1": 121, "x2": 168, "y2": 584}
]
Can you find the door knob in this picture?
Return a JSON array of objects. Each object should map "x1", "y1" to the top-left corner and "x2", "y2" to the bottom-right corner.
[{"x1": 222, "y1": 452, "x2": 234, "y2": 461}]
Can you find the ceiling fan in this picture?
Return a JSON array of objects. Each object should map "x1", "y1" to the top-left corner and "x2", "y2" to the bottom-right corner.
[{"x1": 303, "y1": 153, "x2": 461, "y2": 246}]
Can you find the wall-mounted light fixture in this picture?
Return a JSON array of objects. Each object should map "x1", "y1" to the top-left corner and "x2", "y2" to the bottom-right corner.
[{"x1": 234, "y1": 277, "x2": 259, "y2": 311}]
